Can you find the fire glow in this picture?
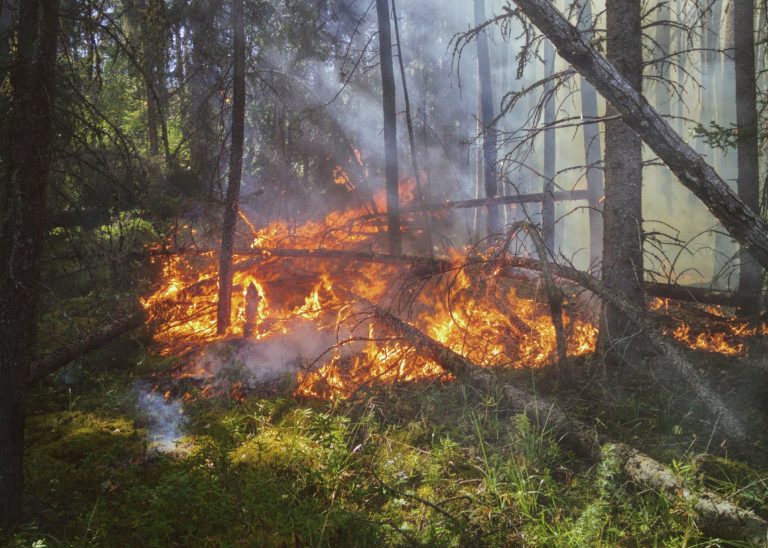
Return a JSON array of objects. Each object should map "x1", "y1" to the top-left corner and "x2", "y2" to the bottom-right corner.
[{"x1": 141, "y1": 189, "x2": 762, "y2": 401}]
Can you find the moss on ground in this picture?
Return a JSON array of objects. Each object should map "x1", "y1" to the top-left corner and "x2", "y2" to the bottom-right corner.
[{"x1": 3, "y1": 351, "x2": 767, "y2": 547}]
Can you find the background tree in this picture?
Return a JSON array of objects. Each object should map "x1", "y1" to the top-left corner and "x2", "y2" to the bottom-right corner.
[
  {"x1": 216, "y1": 0, "x2": 246, "y2": 334},
  {"x1": 599, "y1": 0, "x2": 645, "y2": 358},
  {"x1": 734, "y1": 0, "x2": 763, "y2": 314},
  {"x1": 474, "y1": 0, "x2": 500, "y2": 239},
  {"x1": 376, "y1": 0, "x2": 401, "y2": 254}
]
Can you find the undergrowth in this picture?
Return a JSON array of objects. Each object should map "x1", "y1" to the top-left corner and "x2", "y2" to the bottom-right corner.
[{"x1": 3, "y1": 351, "x2": 766, "y2": 547}]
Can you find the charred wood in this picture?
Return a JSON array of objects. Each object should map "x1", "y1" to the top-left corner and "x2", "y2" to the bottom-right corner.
[{"x1": 645, "y1": 282, "x2": 753, "y2": 309}]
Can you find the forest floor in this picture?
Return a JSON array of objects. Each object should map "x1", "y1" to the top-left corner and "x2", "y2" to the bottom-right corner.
[{"x1": 3, "y1": 327, "x2": 768, "y2": 547}]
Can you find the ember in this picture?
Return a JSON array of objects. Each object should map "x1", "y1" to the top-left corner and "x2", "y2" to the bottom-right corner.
[{"x1": 142, "y1": 190, "x2": 600, "y2": 399}]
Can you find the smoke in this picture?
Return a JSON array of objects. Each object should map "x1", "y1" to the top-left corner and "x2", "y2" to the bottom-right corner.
[
  {"x1": 187, "y1": 318, "x2": 355, "y2": 388},
  {"x1": 135, "y1": 383, "x2": 187, "y2": 453}
]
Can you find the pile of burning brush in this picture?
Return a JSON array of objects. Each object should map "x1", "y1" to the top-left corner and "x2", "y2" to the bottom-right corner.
[{"x1": 140, "y1": 187, "x2": 766, "y2": 402}]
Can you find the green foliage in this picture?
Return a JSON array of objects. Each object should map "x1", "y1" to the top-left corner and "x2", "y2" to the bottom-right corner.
[
  {"x1": 8, "y1": 372, "x2": 759, "y2": 547},
  {"x1": 692, "y1": 121, "x2": 740, "y2": 151}
]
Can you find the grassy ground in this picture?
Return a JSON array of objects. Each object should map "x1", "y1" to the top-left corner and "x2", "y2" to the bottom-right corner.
[{"x1": 3, "y1": 336, "x2": 767, "y2": 547}]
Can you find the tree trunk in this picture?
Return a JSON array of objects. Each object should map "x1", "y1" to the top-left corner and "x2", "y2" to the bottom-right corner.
[
  {"x1": 27, "y1": 311, "x2": 145, "y2": 386},
  {"x1": 734, "y1": 0, "x2": 763, "y2": 314},
  {"x1": 189, "y1": 0, "x2": 217, "y2": 192},
  {"x1": 714, "y1": 3, "x2": 738, "y2": 288},
  {"x1": 375, "y1": 0, "x2": 401, "y2": 255},
  {"x1": 215, "y1": 0, "x2": 246, "y2": 334},
  {"x1": 542, "y1": 39, "x2": 556, "y2": 253},
  {"x1": 351, "y1": 290, "x2": 768, "y2": 544},
  {"x1": 0, "y1": 0, "x2": 59, "y2": 526},
  {"x1": 474, "y1": 0, "x2": 500, "y2": 237},
  {"x1": 138, "y1": 0, "x2": 161, "y2": 157},
  {"x1": 391, "y1": 0, "x2": 433, "y2": 256},
  {"x1": 599, "y1": 0, "x2": 645, "y2": 357},
  {"x1": 506, "y1": 0, "x2": 768, "y2": 273},
  {"x1": 654, "y1": 0, "x2": 673, "y2": 194},
  {"x1": 576, "y1": 0, "x2": 604, "y2": 268}
]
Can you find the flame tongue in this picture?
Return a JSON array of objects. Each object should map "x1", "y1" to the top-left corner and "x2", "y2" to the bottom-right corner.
[
  {"x1": 144, "y1": 207, "x2": 599, "y2": 401},
  {"x1": 145, "y1": 191, "x2": 765, "y2": 401}
]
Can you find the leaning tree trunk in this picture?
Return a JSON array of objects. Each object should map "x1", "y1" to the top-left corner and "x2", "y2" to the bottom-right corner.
[
  {"x1": 734, "y1": 0, "x2": 763, "y2": 314},
  {"x1": 375, "y1": 0, "x2": 402, "y2": 255},
  {"x1": 576, "y1": 0, "x2": 604, "y2": 268},
  {"x1": 599, "y1": 0, "x2": 645, "y2": 358},
  {"x1": 473, "y1": 0, "x2": 500, "y2": 238},
  {"x1": 505, "y1": 0, "x2": 768, "y2": 273},
  {"x1": 0, "y1": 0, "x2": 59, "y2": 527},
  {"x1": 215, "y1": 0, "x2": 246, "y2": 334}
]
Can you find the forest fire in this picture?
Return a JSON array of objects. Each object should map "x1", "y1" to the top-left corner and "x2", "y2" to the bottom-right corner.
[
  {"x1": 650, "y1": 298, "x2": 768, "y2": 355},
  {"x1": 141, "y1": 185, "x2": 768, "y2": 401},
  {"x1": 141, "y1": 190, "x2": 605, "y2": 400}
]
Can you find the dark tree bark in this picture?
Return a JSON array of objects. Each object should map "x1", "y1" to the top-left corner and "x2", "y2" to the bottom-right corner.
[
  {"x1": 504, "y1": 0, "x2": 768, "y2": 273},
  {"x1": 188, "y1": 0, "x2": 218, "y2": 191},
  {"x1": 136, "y1": 0, "x2": 169, "y2": 161},
  {"x1": 576, "y1": 0, "x2": 603, "y2": 267},
  {"x1": 215, "y1": 0, "x2": 246, "y2": 334},
  {"x1": 734, "y1": 0, "x2": 763, "y2": 313},
  {"x1": 473, "y1": 0, "x2": 500, "y2": 237},
  {"x1": 375, "y1": 0, "x2": 401, "y2": 255},
  {"x1": 0, "y1": 0, "x2": 59, "y2": 526},
  {"x1": 599, "y1": 0, "x2": 645, "y2": 356}
]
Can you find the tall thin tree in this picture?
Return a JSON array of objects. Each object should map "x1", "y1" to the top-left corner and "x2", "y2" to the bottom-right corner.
[
  {"x1": 600, "y1": 0, "x2": 645, "y2": 357},
  {"x1": 734, "y1": 0, "x2": 763, "y2": 313},
  {"x1": 0, "y1": 0, "x2": 59, "y2": 525},
  {"x1": 216, "y1": 0, "x2": 246, "y2": 334},
  {"x1": 473, "y1": 0, "x2": 500, "y2": 238},
  {"x1": 391, "y1": 0, "x2": 433, "y2": 255},
  {"x1": 576, "y1": 0, "x2": 603, "y2": 267},
  {"x1": 376, "y1": 0, "x2": 401, "y2": 254},
  {"x1": 542, "y1": 38, "x2": 556, "y2": 253}
]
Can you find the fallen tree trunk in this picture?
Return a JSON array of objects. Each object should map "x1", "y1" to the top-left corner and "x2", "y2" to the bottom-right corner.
[
  {"x1": 356, "y1": 190, "x2": 590, "y2": 222},
  {"x1": 644, "y1": 282, "x2": 752, "y2": 308},
  {"x1": 27, "y1": 310, "x2": 146, "y2": 386},
  {"x1": 154, "y1": 247, "x2": 749, "y2": 308},
  {"x1": 493, "y1": 255, "x2": 755, "y2": 308},
  {"x1": 506, "y1": 0, "x2": 768, "y2": 270},
  {"x1": 355, "y1": 294, "x2": 767, "y2": 544},
  {"x1": 150, "y1": 247, "x2": 453, "y2": 274},
  {"x1": 490, "y1": 255, "x2": 756, "y2": 459}
]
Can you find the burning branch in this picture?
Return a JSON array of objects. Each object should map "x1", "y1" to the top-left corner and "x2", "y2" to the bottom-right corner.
[
  {"x1": 349, "y1": 291, "x2": 767, "y2": 545},
  {"x1": 150, "y1": 246, "x2": 453, "y2": 274},
  {"x1": 491, "y1": 253, "x2": 759, "y2": 460},
  {"x1": 498, "y1": 222, "x2": 568, "y2": 366}
]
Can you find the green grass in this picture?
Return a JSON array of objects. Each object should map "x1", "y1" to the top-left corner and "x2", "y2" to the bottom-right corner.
[{"x1": 4, "y1": 352, "x2": 767, "y2": 547}]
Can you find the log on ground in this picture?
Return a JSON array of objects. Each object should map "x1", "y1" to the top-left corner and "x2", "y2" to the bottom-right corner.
[{"x1": 354, "y1": 294, "x2": 767, "y2": 545}]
